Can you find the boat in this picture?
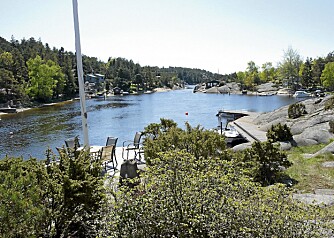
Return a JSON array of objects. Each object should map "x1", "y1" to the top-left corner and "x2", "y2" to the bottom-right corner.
[
  {"x1": 292, "y1": 91, "x2": 312, "y2": 98},
  {"x1": 216, "y1": 111, "x2": 247, "y2": 146}
]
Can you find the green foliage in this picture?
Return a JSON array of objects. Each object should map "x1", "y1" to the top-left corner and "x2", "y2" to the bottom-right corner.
[
  {"x1": 143, "y1": 119, "x2": 226, "y2": 164},
  {"x1": 259, "y1": 62, "x2": 276, "y2": 83},
  {"x1": 329, "y1": 120, "x2": 334, "y2": 133},
  {"x1": 321, "y1": 62, "x2": 334, "y2": 90},
  {"x1": 0, "y1": 157, "x2": 48, "y2": 237},
  {"x1": 242, "y1": 141, "x2": 292, "y2": 186},
  {"x1": 26, "y1": 55, "x2": 64, "y2": 102},
  {"x1": 324, "y1": 96, "x2": 334, "y2": 110},
  {"x1": 0, "y1": 148, "x2": 105, "y2": 237},
  {"x1": 278, "y1": 47, "x2": 303, "y2": 89},
  {"x1": 288, "y1": 102, "x2": 307, "y2": 119},
  {"x1": 104, "y1": 149, "x2": 331, "y2": 237},
  {"x1": 44, "y1": 148, "x2": 105, "y2": 237},
  {"x1": 299, "y1": 57, "x2": 313, "y2": 88},
  {"x1": 266, "y1": 123, "x2": 293, "y2": 142}
]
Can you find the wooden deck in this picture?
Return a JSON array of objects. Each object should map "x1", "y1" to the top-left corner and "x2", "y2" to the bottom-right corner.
[{"x1": 222, "y1": 110, "x2": 267, "y2": 143}]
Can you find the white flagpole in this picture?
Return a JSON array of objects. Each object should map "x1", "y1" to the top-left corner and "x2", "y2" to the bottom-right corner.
[{"x1": 72, "y1": 0, "x2": 89, "y2": 147}]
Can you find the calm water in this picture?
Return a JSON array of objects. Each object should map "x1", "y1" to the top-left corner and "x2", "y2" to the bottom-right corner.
[{"x1": 0, "y1": 89, "x2": 299, "y2": 159}]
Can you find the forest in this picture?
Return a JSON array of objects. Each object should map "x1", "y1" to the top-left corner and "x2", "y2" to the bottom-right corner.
[
  {"x1": 1, "y1": 35, "x2": 334, "y2": 106},
  {"x1": 0, "y1": 36, "x2": 218, "y2": 106}
]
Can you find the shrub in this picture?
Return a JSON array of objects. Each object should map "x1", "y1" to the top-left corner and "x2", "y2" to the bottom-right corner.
[
  {"x1": 324, "y1": 96, "x2": 334, "y2": 110},
  {"x1": 288, "y1": 102, "x2": 307, "y2": 119},
  {"x1": 329, "y1": 120, "x2": 334, "y2": 133},
  {"x1": 267, "y1": 123, "x2": 293, "y2": 142},
  {"x1": 0, "y1": 149, "x2": 105, "y2": 237},
  {"x1": 104, "y1": 148, "x2": 331, "y2": 237},
  {"x1": 242, "y1": 141, "x2": 292, "y2": 186}
]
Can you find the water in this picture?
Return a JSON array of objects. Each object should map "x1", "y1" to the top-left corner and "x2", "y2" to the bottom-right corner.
[{"x1": 0, "y1": 89, "x2": 299, "y2": 159}]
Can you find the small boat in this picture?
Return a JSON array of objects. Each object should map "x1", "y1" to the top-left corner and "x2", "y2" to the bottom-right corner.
[
  {"x1": 292, "y1": 91, "x2": 312, "y2": 98},
  {"x1": 91, "y1": 92, "x2": 106, "y2": 99},
  {"x1": 216, "y1": 111, "x2": 247, "y2": 146}
]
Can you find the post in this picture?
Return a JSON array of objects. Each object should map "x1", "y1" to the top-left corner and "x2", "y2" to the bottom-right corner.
[{"x1": 72, "y1": 0, "x2": 89, "y2": 147}]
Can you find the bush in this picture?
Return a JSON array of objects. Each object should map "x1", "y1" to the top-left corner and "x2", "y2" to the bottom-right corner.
[
  {"x1": 324, "y1": 96, "x2": 334, "y2": 110},
  {"x1": 104, "y1": 149, "x2": 331, "y2": 237},
  {"x1": 329, "y1": 120, "x2": 334, "y2": 133},
  {"x1": 267, "y1": 123, "x2": 293, "y2": 142},
  {"x1": 0, "y1": 149, "x2": 105, "y2": 237},
  {"x1": 288, "y1": 102, "x2": 307, "y2": 119},
  {"x1": 242, "y1": 141, "x2": 293, "y2": 186}
]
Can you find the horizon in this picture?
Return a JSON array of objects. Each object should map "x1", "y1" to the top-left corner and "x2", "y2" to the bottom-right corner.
[{"x1": 1, "y1": 0, "x2": 334, "y2": 74}]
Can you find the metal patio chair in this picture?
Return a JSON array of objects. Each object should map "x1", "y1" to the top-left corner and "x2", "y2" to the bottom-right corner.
[{"x1": 122, "y1": 132, "x2": 143, "y2": 161}]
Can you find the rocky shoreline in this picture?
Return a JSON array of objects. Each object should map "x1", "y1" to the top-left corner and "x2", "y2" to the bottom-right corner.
[
  {"x1": 194, "y1": 82, "x2": 294, "y2": 96},
  {"x1": 254, "y1": 95, "x2": 334, "y2": 149}
]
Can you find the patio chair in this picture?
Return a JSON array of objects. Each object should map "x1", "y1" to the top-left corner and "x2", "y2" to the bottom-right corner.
[
  {"x1": 65, "y1": 136, "x2": 80, "y2": 157},
  {"x1": 100, "y1": 145, "x2": 117, "y2": 172},
  {"x1": 122, "y1": 132, "x2": 143, "y2": 160},
  {"x1": 106, "y1": 136, "x2": 118, "y2": 167}
]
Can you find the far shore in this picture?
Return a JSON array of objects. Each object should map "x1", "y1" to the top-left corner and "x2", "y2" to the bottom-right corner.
[{"x1": 0, "y1": 88, "x2": 175, "y2": 116}]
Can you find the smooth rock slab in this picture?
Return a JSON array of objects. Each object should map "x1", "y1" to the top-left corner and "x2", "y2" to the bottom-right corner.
[
  {"x1": 293, "y1": 193, "x2": 334, "y2": 206},
  {"x1": 322, "y1": 161, "x2": 334, "y2": 168}
]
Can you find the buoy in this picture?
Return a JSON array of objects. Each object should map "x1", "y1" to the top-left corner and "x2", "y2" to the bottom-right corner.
[{"x1": 185, "y1": 112, "x2": 188, "y2": 116}]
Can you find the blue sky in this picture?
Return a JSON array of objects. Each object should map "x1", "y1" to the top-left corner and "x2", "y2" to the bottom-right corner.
[{"x1": 1, "y1": 0, "x2": 333, "y2": 74}]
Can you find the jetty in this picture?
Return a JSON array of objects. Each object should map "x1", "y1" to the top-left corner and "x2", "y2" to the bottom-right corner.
[
  {"x1": 218, "y1": 110, "x2": 267, "y2": 143},
  {"x1": 0, "y1": 107, "x2": 17, "y2": 113}
]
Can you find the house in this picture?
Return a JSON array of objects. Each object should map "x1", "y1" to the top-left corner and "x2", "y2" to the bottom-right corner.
[
  {"x1": 85, "y1": 73, "x2": 105, "y2": 84},
  {"x1": 205, "y1": 80, "x2": 220, "y2": 89},
  {"x1": 85, "y1": 73, "x2": 105, "y2": 93}
]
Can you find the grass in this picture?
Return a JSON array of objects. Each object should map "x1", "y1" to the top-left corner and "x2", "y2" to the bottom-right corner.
[{"x1": 285, "y1": 142, "x2": 334, "y2": 193}]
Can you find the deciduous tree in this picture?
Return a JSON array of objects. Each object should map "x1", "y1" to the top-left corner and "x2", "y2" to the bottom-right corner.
[
  {"x1": 26, "y1": 55, "x2": 64, "y2": 102},
  {"x1": 321, "y1": 62, "x2": 334, "y2": 90},
  {"x1": 278, "y1": 47, "x2": 303, "y2": 89}
]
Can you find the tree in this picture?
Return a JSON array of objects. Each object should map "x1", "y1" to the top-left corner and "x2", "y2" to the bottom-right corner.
[
  {"x1": 259, "y1": 62, "x2": 275, "y2": 83},
  {"x1": 312, "y1": 57, "x2": 325, "y2": 87},
  {"x1": 0, "y1": 157, "x2": 49, "y2": 236},
  {"x1": 26, "y1": 55, "x2": 64, "y2": 102},
  {"x1": 320, "y1": 62, "x2": 334, "y2": 91},
  {"x1": 299, "y1": 58, "x2": 313, "y2": 88},
  {"x1": 278, "y1": 47, "x2": 303, "y2": 89},
  {"x1": 0, "y1": 52, "x2": 17, "y2": 98}
]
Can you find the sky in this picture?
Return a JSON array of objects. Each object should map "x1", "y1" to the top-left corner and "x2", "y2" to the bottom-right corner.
[{"x1": 1, "y1": 0, "x2": 334, "y2": 74}]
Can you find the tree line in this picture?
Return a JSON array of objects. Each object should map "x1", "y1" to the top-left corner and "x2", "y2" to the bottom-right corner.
[
  {"x1": 234, "y1": 47, "x2": 334, "y2": 91},
  {"x1": 1, "y1": 36, "x2": 333, "y2": 106},
  {"x1": 0, "y1": 36, "x2": 217, "y2": 105}
]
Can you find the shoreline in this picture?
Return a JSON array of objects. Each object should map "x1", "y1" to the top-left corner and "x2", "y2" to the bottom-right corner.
[{"x1": 0, "y1": 99, "x2": 78, "y2": 116}]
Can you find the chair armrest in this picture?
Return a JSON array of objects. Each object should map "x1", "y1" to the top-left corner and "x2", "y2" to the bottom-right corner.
[{"x1": 122, "y1": 140, "x2": 133, "y2": 147}]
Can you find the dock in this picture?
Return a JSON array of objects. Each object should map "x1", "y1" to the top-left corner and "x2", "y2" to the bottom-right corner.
[
  {"x1": 219, "y1": 110, "x2": 267, "y2": 143},
  {"x1": 0, "y1": 108, "x2": 17, "y2": 113}
]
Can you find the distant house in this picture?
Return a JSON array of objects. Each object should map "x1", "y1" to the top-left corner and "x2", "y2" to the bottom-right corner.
[
  {"x1": 85, "y1": 73, "x2": 105, "y2": 92},
  {"x1": 205, "y1": 80, "x2": 220, "y2": 89},
  {"x1": 85, "y1": 73, "x2": 105, "y2": 84}
]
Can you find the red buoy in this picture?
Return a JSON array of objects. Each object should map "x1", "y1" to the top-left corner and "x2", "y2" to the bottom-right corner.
[{"x1": 185, "y1": 112, "x2": 188, "y2": 116}]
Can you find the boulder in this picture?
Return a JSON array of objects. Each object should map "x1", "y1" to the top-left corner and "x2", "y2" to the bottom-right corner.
[
  {"x1": 313, "y1": 141, "x2": 334, "y2": 157},
  {"x1": 293, "y1": 193, "x2": 334, "y2": 206},
  {"x1": 253, "y1": 96, "x2": 334, "y2": 147},
  {"x1": 232, "y1": 142, "x2": 252, "y2": 151},
  {"x1": 256, "y1": 82, "x2": 277, "y2": 93}
]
